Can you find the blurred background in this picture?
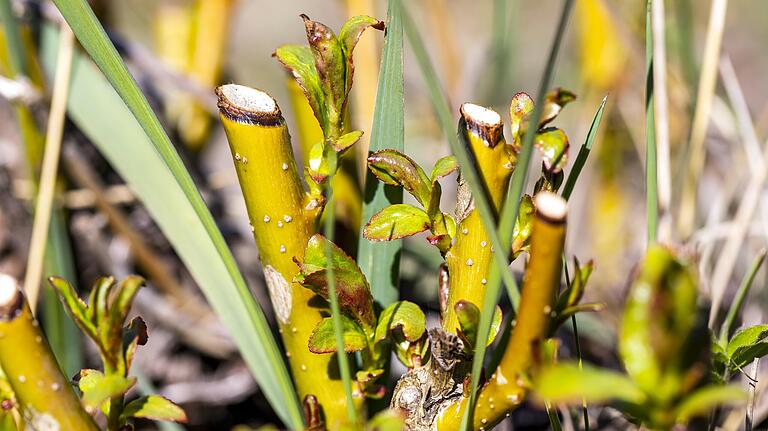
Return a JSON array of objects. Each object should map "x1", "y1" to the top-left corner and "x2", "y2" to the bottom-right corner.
[{"x1": 1, "y1": 0, "x2": 768, "y2": 429}]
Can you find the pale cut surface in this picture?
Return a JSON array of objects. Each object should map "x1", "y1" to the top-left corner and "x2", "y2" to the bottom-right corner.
[
  {"x1": 219, "y1": 84, "x2": 277, "y2": 113},
  {"x1": 461, "y1": 103, "x2": 502, "y2": 126},
  {"x1": 0, "y1": 273, "x2": 19, "y2": 306},
  {"x1": 535, "y1": 191, "x2": 568, "y2": 221}
]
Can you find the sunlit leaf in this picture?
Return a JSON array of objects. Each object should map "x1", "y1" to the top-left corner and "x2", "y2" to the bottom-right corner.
[
  {"x1": 364, "y1": 204, "x2": 431, "y2": 241},
  {"x1": 337, "y1": 15, "x2": 384, "y2": 108},
  {"x1": 430, "y1": 155, "x2": 459, "y2": 181},
  {"x1": 295, "y1": 234, "x2": 375, "y2": 328},
  {"x1": 535, "y1": 127, "x2": 569, "y2": 173},
  {"x1": 274, "y1": 45, "x2": 328, "y2": 133},
  {"x1": 309, "y1": 316, "x2": 369, "y2": 354},
  {"x1": 535, "y1": 363, "x2": 645, "y2": 404},
  {"x1": 79, "y1": 371, "x2": 136, "y2": 413},
  {"x1": 367, "y1": 149, "x2": 431, "y2": 206},
  {"x1": 301, "y1": 14, "x2": 346, "y2": 133},
  {"x1": 540, "y1": 87, "x2": 576, "y2": 127},
  {"x1": 511, "y1": 194, "x2": 534, "y2": 258},
  {"x1": 374, "y1": 300, "x2": 426, "y2": 343},
  {"x1": 120, "y1": 395, "x2": 187, "y2": 423},
  {"x1": 674, "y1": 385, "x2": 746, "y2": 422}
]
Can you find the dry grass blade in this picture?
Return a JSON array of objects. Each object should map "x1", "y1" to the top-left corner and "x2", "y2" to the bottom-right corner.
[
  {"x1": 652, "y1": 0, "x2": 672, "y2": 242},
  {"x1": 23, "y1": 24, "x2": 74, "y2": 311},
  {"x1": 679, "y1": 0, "x2": 729, "y2": 237}
]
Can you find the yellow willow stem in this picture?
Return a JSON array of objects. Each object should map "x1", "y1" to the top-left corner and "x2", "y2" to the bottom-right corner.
[
  {"x1": 181, "y1": 0, "x2": 234, "y2": 150},
  {"x1": 216, "y1": 84, "x2": 362, "y2": 426},
  {"x1": 436, "y1": 192, "x2": 567, "y2": 430},
  {"x1": 0, "y1": 274, "x2": 98, "y2": 431},
  {"x1": 442, "y1": 103, "x2": 513, "y2": 333},
  {"x1": 286, "y1": 78, "x2": 362, "y2": 233}
]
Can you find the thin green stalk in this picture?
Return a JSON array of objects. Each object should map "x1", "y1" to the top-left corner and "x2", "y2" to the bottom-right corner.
[
  {"x1": 323, "y1": 176, "x2": 357, "y2": 423},
  {"x1": 358, "y1": 0, "x2": 404, "y2": 307},
  {"x1": 562, "y1": 95, "x2": 607, "y2": 200},
  {"x1": 718, "y1": 249, "x2": 767, "y2": 344},
  {"x1": 483, "y1": 0, "x2": 515, "y2": 105},
  {"x1": 546, "y1": 403, "x2": 564, "y2": 431},
  {"x1": 462, "y1": 0, "x2": 575, "y2": 427},
  {"x1": 563, "y1": 259, "x2": 589, "y2": 431},
  {"x1": 0, "y1": 0, "x2": 27, "y2": 75},
  {"x1": 645, "y1": 0, "x2": 658, "y2": 246}
]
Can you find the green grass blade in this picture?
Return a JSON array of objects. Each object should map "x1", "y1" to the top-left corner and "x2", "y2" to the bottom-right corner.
[
  {"x1": 358, "y1": 0, "x2": 404, "y2": 307},
  {"x1": 0, "y1": 0, "x2": 26, "y2": 75},
  {"x1": 718, "y1": 249, "x2": 767, "y2": 344},
  {"x1": 561, "y1": 95, "x2": 607, "y2": 200},
  {"x1": 324, "y1": 187, "x2": 357, "y2": 422},
  {"x1": 645, "y1": 0, "x2": 658, "y2": 245},
  {"x1": 38, "y1": 21, "x2": 303, "y2": 429}
]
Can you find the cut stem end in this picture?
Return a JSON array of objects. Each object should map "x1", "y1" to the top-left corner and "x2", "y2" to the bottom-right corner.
[{"x1": 216, "y1": 84, "x2": 282, "y2": 126}]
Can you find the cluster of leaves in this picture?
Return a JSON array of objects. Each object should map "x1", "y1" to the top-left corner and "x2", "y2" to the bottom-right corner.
[
  {"x1": 49, "y1": 276, "x2": 186, "y2": 429},
  {"x1": 712, "y1": 325, "x2": 768, "y2": 383},
  {"x1": 274, "y1": 15, "x2": 383, "y2": 211},
  {"x1": 535, "y1": 246, "x2": 746, "y2": 429},
  {"x1": 294, "y1": 234, "x2": 428, "y2": 398},
  {"x1": 362, "y1": 89, "x2": 575, "y2": 261}
]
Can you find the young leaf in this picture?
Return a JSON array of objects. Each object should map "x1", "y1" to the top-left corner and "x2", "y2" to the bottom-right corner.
[
  {"x1": 295, "y1": 234, "x2": 375, "y2": 328},
  {"x1": 364, "y1": 204, "x2": 431, "y2": 241},
  {"x1": 301, "y1": 15, "x2": 346, "y2": 134},
  {"x1": 120, "y1": 395, "x2": 187, "y2": 423},
  {"x1": 367, "y1": 149, "x2": 431, "y2": 206},
  {"x1": 48, "y1": 276, "x2": 97, "y2": 337},
  {"x1": 454, "y1": 301, "x2": 502, "y2": 349},
  {"x1": 430, "y1": 155, "x2": 459, "y2": 182},
  {"x1": 511, "y1": 194, "x2": 534, "y2": 258},
  {"x1": 366, "y1": 409, "x2": 405, "y2": 431},
  {"x1": 80, "y1": 372, "x2": 136, "y2": 413},
  {"x1": 726, "y1": 324, "x2": 768, "y2": 357},
  {"x1": 540, "y1": 87, "x2": 576, "y2": 127},
  {"x1": 309, "y1": 316, "x2": 369, "y2": 354},
  {"x1": 674, "y1": 385, "x2": 746, "y2": 422},
  {"x1": 273, "y1": 45, "x2": 328, "y2": 133},
  {"x1": 534, "y1": 363, "x2": 646, "y2": 405},
  {"x1": 337, "y1": 15, "x2": 385, "y2": 108},
  {"x1": 509, "y1": 92, "x2": 534, "y2": 147},
  {"x1": 123, "y1": 316, "x2": 148, "y2": 371},
  {"x1": 535, "y1": 127, "x2": 569, "y2": 173},
  {"x1": 333, "y1": 130, "x2": 364, "y2": 153},
  {"x1": 374, "y1": 300, "x2": 426, "y2": 343}
]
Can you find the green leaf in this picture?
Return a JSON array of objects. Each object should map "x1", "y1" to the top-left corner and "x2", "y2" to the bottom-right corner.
[
  {"x1": 337, "y1": 15, "x2": 385, "y2": 106},
  {"x1": 47, "y1": 276, "x2": 96, "y2": 338},
  {"x1": 511, "y1": 194, "x2": 534, "y2": 258},
  {"x1": 296, "y1": 234, "x2": 375, "y2": 328},
  {"x1": 363, "y1": 204, "x2": 431, "y2": 241},
  {"x1": 566, "y1": 259, "x2": 594, "y2": 307},
  {"x1": 534, "y1": 363, "x2": 646, "y2": 405},
  {"x1": 301, "y1": 14, "x2": 346, "y2": 134},
  {"x1": 540, "y1": 87, "x2": 576, "y2": 127},
  {"x1": 357, "y1": 0, "x2": 404, "y2": 307},
  {"x1": 674, "y1": 385, "x2": 746, "y2": 422},
  {"x1": 334, "y1": 130, "x2": 364, "y2": 154},
  {"x1": 374, "y1": 301, "x2": 426, "y2": 343},
  {"x1": 509, "y1": 92, "x2": 534, "y2": 147},
  {"x1": 121, "y1": 395, "x2": 187, "y2": 423},
  {"x1": 123, "y1": 316, "x2": 148, "y2": 371},
  {"x1": 274, "y1": 45, "x2": 328, "y2": 134},
  {"x1": 79, "y1": 372, "x2": 136, "y2": 413},
  {"x1": 454, "y1": 301, "x2": 502, "y2": 349},
  {"x1": 726, "y1": 324, "x2": 768, "y2": 357},
  {"x1": 535, "y1": 127, "x2": 569, "y2": 173},
  {"x1": 430, "y1": 155, "x2": 459, "y2": 182},
  {"x1": 39, "y1": 16, "x2": 302, "y2": 427},
  {"x1": 367, "y1": 149, "x2": 431, "y2": 206},
  {"x1": 366, "y1": 409, "x2": 405, "y2": 431},
  {"x1": 309, "y1": 316, "x2": 369, "y2": 354},
  {"x1": 561, "y1": 95, "x2": 607, "y2": 200}
]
